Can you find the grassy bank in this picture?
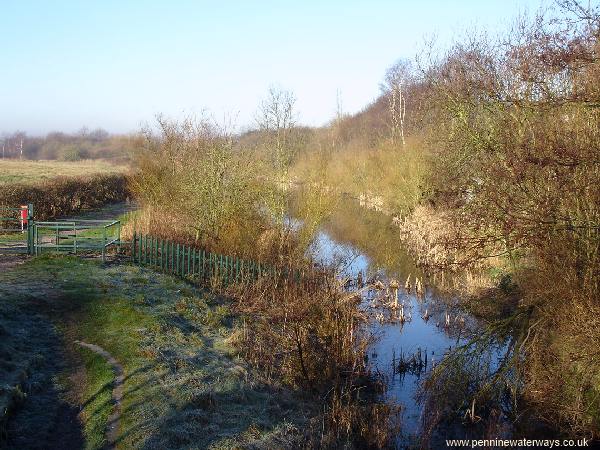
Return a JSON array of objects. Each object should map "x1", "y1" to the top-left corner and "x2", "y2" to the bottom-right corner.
[
  {"x1": 292, "y1": 136, "x2": 428, "y2": 218},
  {"x1": 0, "y1": 255, "x2": 315, "y2": 449}
]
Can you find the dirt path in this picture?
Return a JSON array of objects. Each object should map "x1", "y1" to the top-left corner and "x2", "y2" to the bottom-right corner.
[
  {"x1": 74, "y1": 341, "x2": 124, "y2": 449},
  {"x1": 0, "y1": 254, "x2": 27, "y2": 271}
]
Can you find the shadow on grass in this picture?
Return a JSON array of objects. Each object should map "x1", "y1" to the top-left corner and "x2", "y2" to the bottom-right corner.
[
  {"x1": 0, "y1": 301, "x2": 85, "y2": 450},
  {"x1": 134, "y1": 380, "x2": 308, "y2": 450},
  {"x1": 0, "y1": 256, "x2": 99, "y2": 449}
]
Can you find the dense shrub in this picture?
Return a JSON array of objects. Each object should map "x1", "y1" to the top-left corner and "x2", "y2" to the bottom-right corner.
[
  {"x1": 411, "y1": 3, "x2": 600, "y2": 437},
  {"x1": 128, "y1": 115, "x2": 269, "y2": 258},
  {"x1": 0, "y1": 174, "x2": 130, "y2": 220}
]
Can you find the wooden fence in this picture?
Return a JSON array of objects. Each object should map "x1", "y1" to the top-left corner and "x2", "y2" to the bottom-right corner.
[{"x1": 131, "y1": 231, "x2": 320, "y2": 288}]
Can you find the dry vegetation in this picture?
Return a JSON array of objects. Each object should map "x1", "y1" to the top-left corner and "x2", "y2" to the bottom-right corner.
[
  {"x1": 127, "y1": 99, "x2": 394, "y2": 446},
  {"x1": 0, "y1": 159, "x2": 127, "y2": 185},
  {"x1": 125, "y1": 2, "x2": 600, "y2": 439},
  {"x1": 291, "y1": 0, "x2": 600, "y2": 440},
  {"x1": 414, "y1": 2, "x2": 600, "y2": 438},
  {"x1": 3, "y1": 1, "x2": 597, "y2": 445},
  {"x1": 229, "y1": 271, "x2": 397, "y2": 448}
]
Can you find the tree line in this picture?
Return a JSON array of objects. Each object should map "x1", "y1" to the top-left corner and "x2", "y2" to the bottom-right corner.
[{"x1": 0, "y1": 127, "x2": 138, "y2": 161}]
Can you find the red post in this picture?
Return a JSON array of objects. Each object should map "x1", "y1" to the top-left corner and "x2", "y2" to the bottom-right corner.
[{"x1": 20, "y1": 205, "x2": 28, "y2": 231}]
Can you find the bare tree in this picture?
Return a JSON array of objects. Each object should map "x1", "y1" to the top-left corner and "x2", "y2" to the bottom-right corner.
[
  {"x1": 335, "y1": 88, "x2": 344, "y2": 122},
  {"x1": 256, "y1": 86, "x2": 297, "y2": 172},
  {"x1": 383, "y1": 59, "x2": 414, "y2": 147},
  {"x1": 255, "y1": 86, "x2": 300, "y2": 260}
]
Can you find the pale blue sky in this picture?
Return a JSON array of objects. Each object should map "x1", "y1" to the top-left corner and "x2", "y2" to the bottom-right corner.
[{"x1": 1, "y1": 0, "x2": 546, "y2": 135}]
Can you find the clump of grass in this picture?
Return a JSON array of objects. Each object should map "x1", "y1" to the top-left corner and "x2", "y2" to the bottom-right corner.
[
  {"x1": 229, "y1": 266, "x2": 398, "y2": 448},
  {"x1": 76, "y1": 350, "x2": 113, "y2": 450}
]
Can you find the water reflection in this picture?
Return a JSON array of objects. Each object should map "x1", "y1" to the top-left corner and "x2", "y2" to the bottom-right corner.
[{"x1": 309, "y1": 199, "x2": 507, "y2": 447}]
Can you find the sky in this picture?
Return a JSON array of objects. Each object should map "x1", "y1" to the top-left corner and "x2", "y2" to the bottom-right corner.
[{"x1": 1, "y1": 0, "x2": 546, "y2": 135}]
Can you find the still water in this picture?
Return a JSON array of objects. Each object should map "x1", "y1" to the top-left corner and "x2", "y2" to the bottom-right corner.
[{"x1": 309, "y1": 198, "x2": 505, "y2": 447}]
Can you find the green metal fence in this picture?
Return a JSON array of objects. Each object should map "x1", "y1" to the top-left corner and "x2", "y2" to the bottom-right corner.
[
  {"x1": 131, "y1": 231, "x2": 317, "y2": 288},
  {"x1": 0, "y1": 204, "x2": 33, "y2": 254},
  {"x1": 31, "y1": 219, "x2": 121, "y2": 261}
]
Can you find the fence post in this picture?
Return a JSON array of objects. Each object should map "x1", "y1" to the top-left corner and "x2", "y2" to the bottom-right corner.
[
  {"x1": 164, "y1": 239, "x2": 167, "y2": 272},
  {"x1": 25, "y1": 204, "x2": 33, "y2": 255},
  {"x1": 160, "y1": 239, "x2": 164, "y2": 271},
  {"x1": 187, "y1": 245, "x2": 191, "y2": 276},
  {"x1": 181, "y1": 245, "x2": 184, "y2": 275},
  {"x1": 192, "y1": 248, "x2": 196, "y2": 275},
  {"x1": 154, "y1": 236, "x2": 158, "y2": 267},
  {"x1": 102, "y1": 226, "x2": 107, "y2": 262},
  {"x1": 154, "y1": 236, "x2": 157, "y2": 268},
  {"x1": 164, "y1": 240, "x2": 167, "y2": 272},
  {"x1": 154, "y1": 236, "x2": 157, "y2": 267},
  {"x1": 170, "y1": 241, "x2": 174, "y2": 274},
  {"x1": 132, "y1": 231, "x2": 137, "y2": 263},
  {"x1": 117, "y1": 221, "x2": 121, "y2": 254},
  {"x1": 167, "y1": 241, "x2": 171, "y2": 273},
  {"x1": 179, "y1": 245, "x2": 183, "y2": 276}
]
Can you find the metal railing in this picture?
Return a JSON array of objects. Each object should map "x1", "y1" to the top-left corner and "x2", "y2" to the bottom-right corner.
[
  {"x1": 32, "y1": 219, "x2": 121, "y2": 261},
  {"x1": 131, "y1": 231, "x2": 325, "y2": 288}
]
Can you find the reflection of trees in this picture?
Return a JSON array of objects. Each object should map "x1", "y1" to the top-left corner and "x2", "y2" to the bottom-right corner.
[
  {"x1": 323, "y1": 196, "x2": 419, "y2": 277},
  {"x1": 418, "y1": 308, "x2": 533, "y2": 445}
]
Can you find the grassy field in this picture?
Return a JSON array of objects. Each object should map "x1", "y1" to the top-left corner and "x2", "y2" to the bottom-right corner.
[
  {"x1": 0, "y1": 159, "x2": 128, "y2": 185},
  {"x1": 0, "y1": 255, "x2": 313, "y2": 449}
]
